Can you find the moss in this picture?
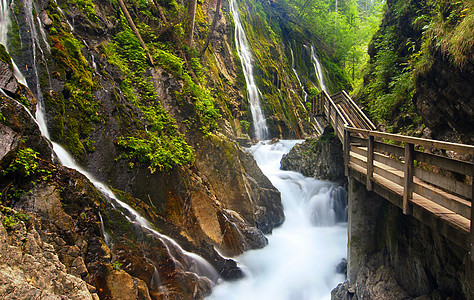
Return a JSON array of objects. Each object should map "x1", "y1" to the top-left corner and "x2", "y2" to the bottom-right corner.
[
  {"x1": 43, "y1": 16, "x2": 102, "y2": 162},
  {"x1": 0, "y1": 45, "x2": 13, "y2": 70}
]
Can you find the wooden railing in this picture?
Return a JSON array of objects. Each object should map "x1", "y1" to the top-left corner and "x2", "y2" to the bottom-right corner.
[{"x1": 311, "y1": 91, "x2": 474, "y2": 251}]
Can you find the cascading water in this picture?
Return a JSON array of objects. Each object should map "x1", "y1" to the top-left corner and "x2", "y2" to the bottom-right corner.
[
  {"x1": 208, "y1": 140, "x2": 347, "y2": 299},
  {"x1": 290, "y1": 46, "x2": 308, "y2": 104},
  {"x1": 229, "y1": 0, "x2": 268, "y2": 140},
  {"x1": 310, "y1": 45, "x2": 328, "y2": 93},
  {"x1": 1, "y1": 0, "x2": 218, "y2": 285}
]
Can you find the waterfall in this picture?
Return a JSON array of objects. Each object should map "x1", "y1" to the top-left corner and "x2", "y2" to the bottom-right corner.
[
  {"x1": 208, "y1": 140, "x2": 347, "y2": 299},
  {"x1": 310, "y1": 45, "x2": 327, "y2": 93},
  {"x1": 229, "y1": 0, "x2": 268, "y2": 140},
  {"x1": 290, "y1": 46, "x2": 308, "y2": 104},
  {"x1": 1, "y1": 0, "x2": 218, "y2": 285}
]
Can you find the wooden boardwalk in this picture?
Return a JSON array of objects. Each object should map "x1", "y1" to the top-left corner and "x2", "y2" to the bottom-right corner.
[{"x1": 311, "y1": 91, "x2": 474, "y2": 254}]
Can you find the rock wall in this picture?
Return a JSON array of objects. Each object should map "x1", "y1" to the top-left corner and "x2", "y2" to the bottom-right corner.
[{"x1": 280, "y1": 127, "x2": 345, "y2": 184}]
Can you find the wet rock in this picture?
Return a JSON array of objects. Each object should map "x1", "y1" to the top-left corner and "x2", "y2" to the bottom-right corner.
[
  {"x1": 0, "y1": 210, "x2": 94, "y2": 299},
  {"x1": 336, "y1": 258, "x2": 347, "y2": 275},
  {"x1": 0, "y1": 60, "x2": 18, "y2": 95},
  {"x1": 105, "y1": 270, "x2": 151, "y2": 300}
]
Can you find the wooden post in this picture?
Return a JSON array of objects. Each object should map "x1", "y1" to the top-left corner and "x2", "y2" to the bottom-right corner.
[
  {"x1": 403, "y1": 143, "x2": 414, "y2": 215},
  {"x1": 344, "y1": 128, "x2": 350, "y2": 177},
  {"x1": 366, "y1": 135, "x2": 374, "y2": 192},
  {"x1": 470, "y1": 157, "x2": 474, "y2": 293}
]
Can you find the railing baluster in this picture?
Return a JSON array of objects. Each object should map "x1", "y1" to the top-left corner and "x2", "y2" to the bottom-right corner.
[
  {"x1": 403, "y1": 142, "x2": 414, "y2": 215},
  {"x1": 367, "y1": 135, "x2": 374, "y2": 192},
  {"x1": 344, "y1": 128, "x2": 350, "y2": 177}
]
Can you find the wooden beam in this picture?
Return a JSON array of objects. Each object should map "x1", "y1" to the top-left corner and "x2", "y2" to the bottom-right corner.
[
  {"x1": 346, "y1": 126, "x2": 474, "y2": 155},
  {"x1": 344, "y1": 129, "x2": 350, "y2": 177},
  {"x1": 403, "y1": 143, "x2": 414, "y2": 215},
  {"x1": 471, "y1": 156, "x2": 474, "y2": 267},
  {"x1": 367, "y1": 135, "x2": 374, "y2": 191}
]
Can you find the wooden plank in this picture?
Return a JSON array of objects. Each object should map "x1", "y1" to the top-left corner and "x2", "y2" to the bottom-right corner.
[
  {"x1": 414, "y1": 167, "x2": 471, "y2": 199},
  {"x1": 374, "y1": 141, "x2": 405, "y2": 157},
  {"x1": 374, "y1": 152, "x2": 404, "y2": 172},
  {"x1": 374, "y1": 164, "x2": 404, "y2": 186},
  {"x1": 404, "y1": 143, "x2": 414, "y2": 215},
  {"x1": 414, "y1": 150, "x2": 472, "y2": 177},
  {"x1": 350, "y1": 151, "x2": 367, "y2": 170},
  {"x1": 351, "y1": 136, "x2": 367, "y2": 147},
  {"x1": 411, "y1": 196, "x2": 470, "y2": 250},
  {"x1": 367, "y1": 136, "x2": 374, "y2": 191},
  {"x1": 346, "y1": 127, "x2": 474, "y2": 155},
  {"x1": 351, "y1": 145, "x2": 367, "y2": 157},
  {"x1": 413, "y1": 178, "x2": 471, "y2": 219}
]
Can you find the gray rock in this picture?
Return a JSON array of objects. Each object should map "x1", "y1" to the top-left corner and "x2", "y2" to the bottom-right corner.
[{"x1": 280, "y1": 127, "x2": 345, "y2": 184}]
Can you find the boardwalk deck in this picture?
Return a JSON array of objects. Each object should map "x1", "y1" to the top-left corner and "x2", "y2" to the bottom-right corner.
[{"x1": 311, "y1": 90, "x2": 474, "y2": 253}]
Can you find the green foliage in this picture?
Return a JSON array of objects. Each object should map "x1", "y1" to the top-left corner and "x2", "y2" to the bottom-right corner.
[
  {"x1": 68, "y1": 0, "x2": 98, "y2": 21},
  {"x1": 102, "y1": 27, "x2": 202, "y2": 172},
  {"x1": 3, "y1": 148, "x2": 39, "y2": 177},
  {"x1": 111, "y1": 261, "x2": 123, "y2": 270},
  {"x1": 1, "y1": 206, "x2": 31, "y2": 230},
  {"x1": 117, "y1": 133, "x2": 195, "y2": 173},
  {"x1": 415, "y1": 0, "x2": 474, "y2": 69}
]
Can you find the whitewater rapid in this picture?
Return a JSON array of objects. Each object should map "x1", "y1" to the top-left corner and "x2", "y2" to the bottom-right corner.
[{"x1": 208, "y1": 140, "x2": 347, "y2": 300}]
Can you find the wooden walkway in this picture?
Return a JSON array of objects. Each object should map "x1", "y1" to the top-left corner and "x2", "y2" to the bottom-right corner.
[{"x1": 311, "y1": 91, "x2": 474, "y2": 253}]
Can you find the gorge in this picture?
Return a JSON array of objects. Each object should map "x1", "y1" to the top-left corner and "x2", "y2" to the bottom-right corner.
[{"x1": 0, "y1": 0, "x2": 473, "y2": 299}]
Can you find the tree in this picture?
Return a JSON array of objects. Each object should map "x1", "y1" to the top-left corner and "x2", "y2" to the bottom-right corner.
[{"x1": 187, "y1": 0, "x2": 198, "y2": 47}]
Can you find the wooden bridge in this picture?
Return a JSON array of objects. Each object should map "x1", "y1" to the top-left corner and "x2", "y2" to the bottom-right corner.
[{"x1": 311, "y1": 90, "x2": 474, "y2": 278}]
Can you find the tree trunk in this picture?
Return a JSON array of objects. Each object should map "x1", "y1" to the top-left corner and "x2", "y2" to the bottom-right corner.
[
  {"x1": 187, "y1": 0, "x2": 198, "y2": 47},
  {"x1": 199, "y1": 0, "x2": 222, "y2": 57},
  {"x1": 152, "y1": 0, "x2": 168, "y2": 24},
  {"x1": 117, "y1": 0, "x2": 154, "y2": 65}
]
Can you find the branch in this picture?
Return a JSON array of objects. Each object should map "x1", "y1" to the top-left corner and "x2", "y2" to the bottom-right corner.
[{"x1": 199, "y1": 0, "x2": 222, "y2": 57}]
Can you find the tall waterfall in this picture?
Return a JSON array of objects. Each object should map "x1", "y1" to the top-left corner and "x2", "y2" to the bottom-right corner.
[
  {"x1": 310, "y1": 45, "x2": 328, "y2": 93},
  {"x1": 208, "y1": 140, "x2": 347, "y2": 299},
  {"x1": 229, "y1": 0, "x2": 268, "y2": 140},
  {"x1": 0, "y1": 0, "x2": 218, "y2": 284}
]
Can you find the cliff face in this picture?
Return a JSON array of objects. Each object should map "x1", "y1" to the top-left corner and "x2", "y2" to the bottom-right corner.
[{"x1": 356, "y1": 0, "x2": 473, "y2": 143}]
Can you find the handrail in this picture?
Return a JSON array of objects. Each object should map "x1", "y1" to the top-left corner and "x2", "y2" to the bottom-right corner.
[
  {"x1": 340, "y1": 90, "x2": 376, "y2": 130},
  {"x1": 345, "y1": 126, "x2": 474, "y2": 155}
]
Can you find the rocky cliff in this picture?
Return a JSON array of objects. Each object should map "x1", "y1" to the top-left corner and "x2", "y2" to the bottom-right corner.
[{"x1": 0, "y1": 0, "x2": 326, "y2": 297}]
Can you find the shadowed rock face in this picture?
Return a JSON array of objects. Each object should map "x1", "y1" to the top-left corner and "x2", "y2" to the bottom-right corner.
[
  {"x1": 280, "y1": 128, "x2": 345, "y2": 184},
  {"x1": 414, "y1": 54, "x2": 474, "y2": 144}
]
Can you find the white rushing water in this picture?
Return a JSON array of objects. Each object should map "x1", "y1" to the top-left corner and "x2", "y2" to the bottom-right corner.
[
  {"x1": 229, "y1": 0, "x2": 268, "y2": 140},
  {"x1": 208, "y1": 140, "x2": 347, "y2": 300},
  {"x1": 1, "y1": 0, "x2": 218, "y2": 284},
  {"x1": 310, "y1": 45, "x2": 328, "y2": 93}
]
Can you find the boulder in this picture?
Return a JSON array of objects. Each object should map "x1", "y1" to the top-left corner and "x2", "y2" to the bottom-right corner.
[{"x1": 280, "y1": 127, "x2": 345, "y2": 184}]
